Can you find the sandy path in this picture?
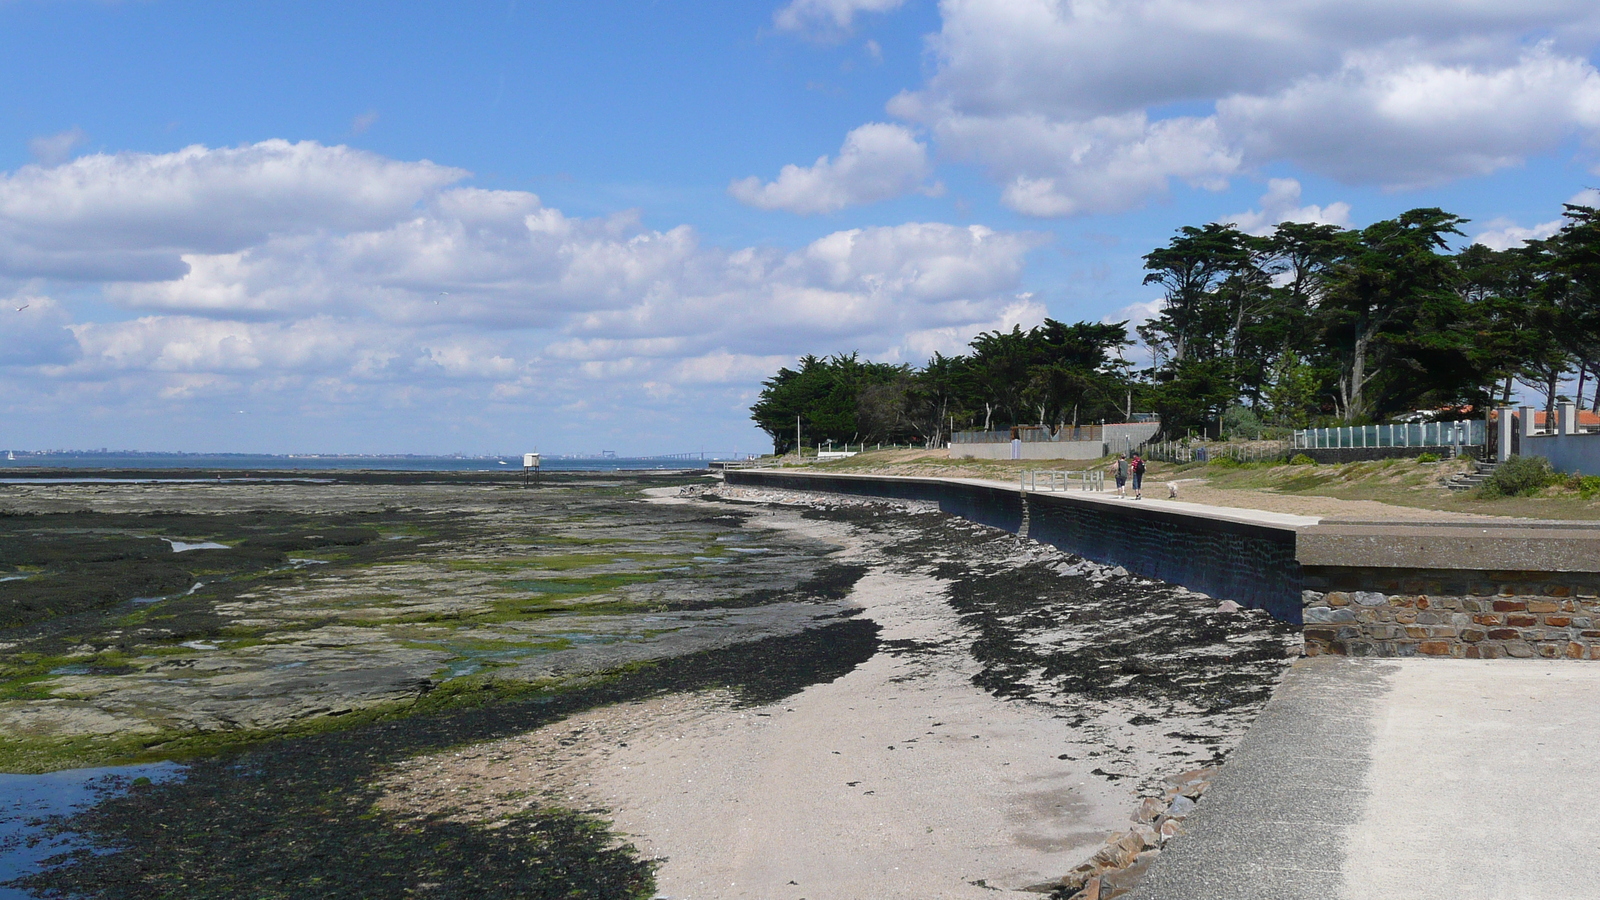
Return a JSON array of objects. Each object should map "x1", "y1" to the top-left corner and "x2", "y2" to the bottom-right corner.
[{"x1": 1150, "y1": 480, "x2": 1504, "y2": 522}]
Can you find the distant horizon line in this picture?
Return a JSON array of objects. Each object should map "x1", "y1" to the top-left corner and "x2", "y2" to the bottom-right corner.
[{"x1": 0, "y1": 449, "x2": 756, "y2": 460}]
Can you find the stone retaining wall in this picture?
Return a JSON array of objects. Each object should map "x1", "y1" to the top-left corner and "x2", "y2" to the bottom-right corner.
[{"x1": 1301, "y1": 568, "x2": 1600, "y2": 659}]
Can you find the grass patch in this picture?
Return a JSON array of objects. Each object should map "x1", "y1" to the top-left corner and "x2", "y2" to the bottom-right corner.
[{"x1": 1178, "y1": 454, "x2": 1600, "y2": 519}]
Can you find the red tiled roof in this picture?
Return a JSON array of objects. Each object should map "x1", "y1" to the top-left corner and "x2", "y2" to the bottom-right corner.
[
  {"x1": 1532, "y1": 409, "x2": 1600, "y2": 427},
  {"x1": 1486, "y1": 408, "x2": 1600, "y2": 426}
]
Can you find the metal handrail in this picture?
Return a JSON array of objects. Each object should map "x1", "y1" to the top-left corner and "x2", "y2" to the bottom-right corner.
[{"x1": 1020, "y1": 468, "x2": 1106, "y2": 492}]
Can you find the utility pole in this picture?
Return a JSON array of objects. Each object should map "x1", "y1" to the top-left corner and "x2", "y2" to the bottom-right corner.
[{"x1": 796, "y1": 415, "x2": 801, "y2": 460}]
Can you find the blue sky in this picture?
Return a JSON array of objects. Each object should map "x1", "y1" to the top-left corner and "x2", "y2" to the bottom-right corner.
[{"x1": 2, "y1": 1, "x2": 1599, "y2": 455}]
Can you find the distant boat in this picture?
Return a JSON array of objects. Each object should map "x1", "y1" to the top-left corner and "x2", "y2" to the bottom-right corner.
[
  {"x1": 5, "y1": 451, "x2": 12, "y2": 461},
  {"x1": 498, "y1": 460, "x2": 507, "y2": 465}
]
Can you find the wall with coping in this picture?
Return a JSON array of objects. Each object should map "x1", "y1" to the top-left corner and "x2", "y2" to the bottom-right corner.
[
  {"x1": 1514, "y1": 401, "x2": 1600, "y2": 474},
  {"x1": 1027, "y1": 492, "x2": 1301, "y2": 620},
  {"x1": 725, "y1": 470, "x2": 1301, "y2": 621},
  {"x1": 1522, "y1": 433, "x2": 1600, "y2": 476}
]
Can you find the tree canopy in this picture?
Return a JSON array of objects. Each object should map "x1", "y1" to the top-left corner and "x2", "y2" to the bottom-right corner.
[{"x1": 752, "y1": 204, "x2": 1600, "y2": 451}]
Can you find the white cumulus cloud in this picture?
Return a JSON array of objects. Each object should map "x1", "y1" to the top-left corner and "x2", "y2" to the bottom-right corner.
[
  {"x1": 1220, "y1": 178, "x2": 1352, "y2": 235},
  {"x1": 1219, "y1": 44, "x2": 1600, "y2": 188},
  {"x1": 872, "y1": 0, "x2": 1600, "y2": 216},
  {"x1": 1472, "y1": 218, "x2": 1564, "y2": 251},
  {"x1": 1471, "y1": 188, "x2": 1600, "y2": 249},
  {"x1": 729, "y1": 123, "x2": 939, "y2": 214},
  {"x1": 0, "y1": 141, "x2": 1046, "y2": 450},
  {"x1": 0, "y1": 140, "x2": 465, "y2": 281}
]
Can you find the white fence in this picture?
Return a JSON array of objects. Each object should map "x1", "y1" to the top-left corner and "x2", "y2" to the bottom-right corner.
[
  {"x1": 1293, "y1": 420, "x2": 1484, "y2": 450},
  {"x1": 1020, "y1": 468, "x2": 1106, "y2": 492}
]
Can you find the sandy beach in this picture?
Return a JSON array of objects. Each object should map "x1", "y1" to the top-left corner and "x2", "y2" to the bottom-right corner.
[
  {"x1": 388, "y1": 570, "x2": 1134, "y2": 898},
  {"x1": 383, "y1": 485, "x2": 1301, "y2": 898}
]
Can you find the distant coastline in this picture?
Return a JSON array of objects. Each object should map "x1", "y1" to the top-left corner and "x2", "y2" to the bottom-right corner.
[{"x1": 0, "y1": 451, "x2": 719, "y2": 472}]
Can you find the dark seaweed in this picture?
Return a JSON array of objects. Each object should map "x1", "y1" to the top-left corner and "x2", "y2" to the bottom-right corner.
[
  {"x1": 945, "y1": 561, "x2": 1296, "y2": 713},
  {"x1": 787, "y1": 503, "x2": 1297, "y2": 721},
  {"x1": 708, "y1": 562, "x2": 870, "y2": 610}
]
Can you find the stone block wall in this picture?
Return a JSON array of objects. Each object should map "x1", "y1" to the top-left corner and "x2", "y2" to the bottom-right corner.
[{"x1": 1301, "y1": 568, "x2": 1600, "y2": 659}]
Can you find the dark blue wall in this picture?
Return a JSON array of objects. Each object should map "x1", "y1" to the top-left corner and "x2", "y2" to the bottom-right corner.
[{"x1": 726, "y1": 470, "x2": 1302, "y2": 623}]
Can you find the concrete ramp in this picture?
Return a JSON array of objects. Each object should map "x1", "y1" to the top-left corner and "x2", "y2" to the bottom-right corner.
[{"x1": 1129, "y1": 657, "x2": 1600, "y2": 900}]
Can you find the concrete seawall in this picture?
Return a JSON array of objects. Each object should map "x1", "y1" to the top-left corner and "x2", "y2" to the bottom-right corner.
[
  {"x1": 725, "y1": 469, "x2": 1600, "y2": 658},
  {"x1": 727, "y1": 470, "x2": 1305, "y2": 620}
]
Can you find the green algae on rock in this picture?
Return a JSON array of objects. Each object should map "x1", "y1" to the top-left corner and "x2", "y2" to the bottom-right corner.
[{"x1": 0, "y1": 474, "x2": 857, "y2": 772}]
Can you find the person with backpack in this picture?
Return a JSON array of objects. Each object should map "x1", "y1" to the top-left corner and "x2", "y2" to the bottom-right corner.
[{"x1": 1130, "y1": 453, "x2": 1146, "y2": 499}]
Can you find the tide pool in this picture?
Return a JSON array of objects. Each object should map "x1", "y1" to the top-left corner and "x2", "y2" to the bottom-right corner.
[{"x1": 0, "y1": 763, "x2": 183, "y2": 898}]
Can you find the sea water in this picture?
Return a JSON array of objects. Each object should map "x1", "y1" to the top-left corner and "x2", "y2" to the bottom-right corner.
[
  {"x1": 0, "y1": 453, "x2": 713, "y2": 472},
  {"x1": 0, "y1": 763, "x2": 182, "y2": 898}
]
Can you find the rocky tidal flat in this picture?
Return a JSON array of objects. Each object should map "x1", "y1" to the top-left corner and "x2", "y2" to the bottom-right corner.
[
  {"x1": 1, "y1": 474, "x2": 1300, "y2": 899},
  {"x1": 0, "y1": 473, "x2": 856, "y2": 771}
]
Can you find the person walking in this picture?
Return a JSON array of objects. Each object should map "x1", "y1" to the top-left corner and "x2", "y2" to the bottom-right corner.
[
  {"x1": 1110, "y1": 454, "x2": 1128, "y2": 498},
  {"x1": 1131, "y1": 453, "x2": 1146, "y2": 500}
]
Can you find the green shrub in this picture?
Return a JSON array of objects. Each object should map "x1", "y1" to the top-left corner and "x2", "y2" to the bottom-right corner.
[
  {"x1": 1221, "y1": 405, "x2": 1264, "y2": 441},
  {"x1": 1479, "y1": 455, "x2": 1557, "y2": 498},
  {"x1": 1289, "y1": 453, "x2": 1315, "y2": 466},
  {"x1": 1562, "y1": 473, "x2": 1600, "y2": 499},
  {"x1": 1209, "y1": 455, "x2": 1243, "y2": 469},
  {"x1": 1415, "y1": 452, "x2": 1440, "y2": 464}
]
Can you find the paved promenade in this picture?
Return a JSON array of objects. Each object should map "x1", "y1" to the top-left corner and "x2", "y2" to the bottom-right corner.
[{"x1": 1128, "y1": 657, "x2": 1600, "y2": 900}]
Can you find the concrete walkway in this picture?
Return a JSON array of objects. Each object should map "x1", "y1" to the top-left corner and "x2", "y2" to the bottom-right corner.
[
  {"x1": 1128, "y1": 657, "x2": 1600, "y2": 900},
  {"x1": 959, "y1": 474, "x2": 1325, "y2": 529}
]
